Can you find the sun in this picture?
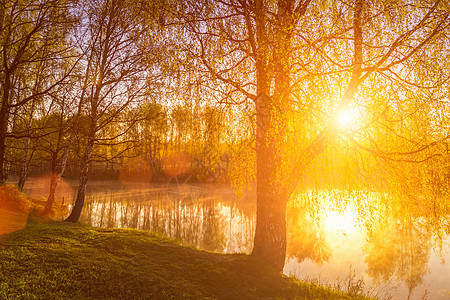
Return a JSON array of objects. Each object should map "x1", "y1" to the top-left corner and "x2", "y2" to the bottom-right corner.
[
  {"x1": 335, "y1": 106, "x2": 362, "y2": 130},
  {"x1": 337, "y1": 109, "x2": 355, "y2": 129}
]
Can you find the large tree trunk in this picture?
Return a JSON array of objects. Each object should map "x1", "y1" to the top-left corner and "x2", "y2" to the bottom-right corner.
[
  {"x1": 250, "y1": 0, "x2": 295, "y2": 272},
  {"x1": 252, "y1": 156, "x2": 289, "y2": 271},
  {"x1": 251, "y1": 93, "x2": 291, "y2": 271}
]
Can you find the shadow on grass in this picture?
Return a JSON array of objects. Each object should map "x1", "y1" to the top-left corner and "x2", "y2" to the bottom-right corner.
[{"x1": 0, "y1": 219, "x2": 371, "y2": 299}]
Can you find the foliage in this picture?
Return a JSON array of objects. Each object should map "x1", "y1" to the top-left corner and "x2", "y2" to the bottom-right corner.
[
  {"x1": 0, "y1": 186, "x2": 31, "y2": 235},
  {"x1": 119, "y1": 156, "x2": 154, "y2": 182},
  {"x1": 0, "y1": 186, "x2": 30, "y2": 213},
  {"x1": 29, "y1": 196, "x2": 68, "y2": 221}
]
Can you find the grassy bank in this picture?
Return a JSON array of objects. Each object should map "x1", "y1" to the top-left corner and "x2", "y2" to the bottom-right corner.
[{"x1": 0, "y1": 221, "x2": 369, "y2": 299}]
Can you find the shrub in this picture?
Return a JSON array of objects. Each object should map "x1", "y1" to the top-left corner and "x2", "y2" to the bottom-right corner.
[{"x1": 0, "y1": 185, "x2": 30, "y2": 213}]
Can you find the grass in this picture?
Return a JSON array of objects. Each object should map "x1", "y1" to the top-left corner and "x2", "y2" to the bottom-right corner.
[{"x1": 0, "y1": 219, "x2": 371, "y2": 299}]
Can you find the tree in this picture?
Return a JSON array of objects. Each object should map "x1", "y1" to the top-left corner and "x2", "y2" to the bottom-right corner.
[
  {"x1": 65, "y1": 0, "x2": 147, "y2": 222},
  {"x1": 40, "y1": 83, "x2": 78, "y2": 216},
  {"x1": 0, "y1": 0, "x2": 76, "y2": 184},
  {"x1": 166, "y1": 0, "x2": 450, "y2": 271}
]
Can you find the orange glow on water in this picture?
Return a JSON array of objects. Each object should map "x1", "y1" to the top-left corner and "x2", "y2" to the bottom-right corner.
[{"x1": 28, "y1": 173, "x2": 74, "y2": 203}]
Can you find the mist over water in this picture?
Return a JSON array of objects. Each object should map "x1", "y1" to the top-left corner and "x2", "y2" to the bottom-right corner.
[{"x1": 25, "y1": 179, "x2": 450, "y2": 300}]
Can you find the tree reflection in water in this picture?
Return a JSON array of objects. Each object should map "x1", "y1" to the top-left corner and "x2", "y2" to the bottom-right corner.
[
  {"x1": 286, "y1": 201, "x2": 331, "y2": 265},
  {"x1": 79, "y1": 184, "x2": 255, "y2": 253},
  {"x1": 363, "y1": 214, "x2": 431, "y2": 298},
  {"x1": 284, "y1": 190, "x2": 449, "y2": 299}
]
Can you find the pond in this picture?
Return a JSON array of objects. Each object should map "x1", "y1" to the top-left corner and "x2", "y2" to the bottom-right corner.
[{"x1": 24, "y1": 177, "x2": 450, "y2": 300}]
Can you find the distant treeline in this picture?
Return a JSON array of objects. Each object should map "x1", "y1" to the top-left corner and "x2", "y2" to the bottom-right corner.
[{"x1": 7, "y1": 102, "x2": 254, "y2": 184}]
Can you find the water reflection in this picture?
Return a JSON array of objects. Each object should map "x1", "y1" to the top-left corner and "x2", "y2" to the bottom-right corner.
[
  {"x1": 284, "y1": 190, "x2": 450, "y2": 300},
  {"x1": 363, "y1": 215, "x2": 431, "y2": 299},
  {"x1": 287, "y1": 201, "x2": 331, "y2": 265},
  {"x1": 23, "y1": 179, "x2": 450, "y2": 299},
  {"x1": 79, "y1": 184, "x2": 255, "y2": 253}
]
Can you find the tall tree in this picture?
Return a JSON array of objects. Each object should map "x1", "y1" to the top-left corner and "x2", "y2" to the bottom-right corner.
[
  {"x1": 65, "y1": 0, "x2": 147, "y2": 222},
  {"x1": 167, "y1": 0, "x2": 450, "y2": 271},
  {"x1": 40, "y1": 81, "x2": 78, "y2": 215},
  {"x1": 0, "y1": 0, "x2": 76, "y2": 184}
]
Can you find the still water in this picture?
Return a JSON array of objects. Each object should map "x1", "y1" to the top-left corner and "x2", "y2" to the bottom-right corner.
[{"x1": 25, "y1": 178, "x2": 450, "y2": 300}]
